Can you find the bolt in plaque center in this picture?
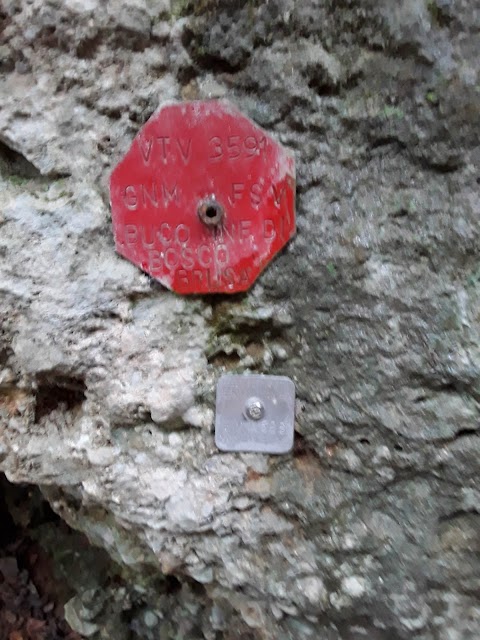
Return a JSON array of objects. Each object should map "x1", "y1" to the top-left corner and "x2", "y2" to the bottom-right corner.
[{"x1": 198, "y1": 199, "x2": 224, "y2": 227}]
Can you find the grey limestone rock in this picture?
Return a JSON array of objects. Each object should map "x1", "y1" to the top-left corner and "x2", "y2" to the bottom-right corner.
[{"x1": 1, "y1": 0, "x2": 480, "y2": 638}]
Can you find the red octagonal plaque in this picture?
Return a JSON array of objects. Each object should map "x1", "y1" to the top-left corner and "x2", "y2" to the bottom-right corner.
[{"x1": 110, "y1": 100, "x2": 295, "y2": 294}]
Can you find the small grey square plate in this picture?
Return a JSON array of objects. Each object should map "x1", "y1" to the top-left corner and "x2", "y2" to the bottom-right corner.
[{"x1": 215, "y1": 374, "x2": 295, "y2": 454}]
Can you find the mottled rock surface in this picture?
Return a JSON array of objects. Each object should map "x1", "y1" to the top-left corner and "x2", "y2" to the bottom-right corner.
[{"x1": 1, "y1": 0, "x2": 480, "y2": 638}]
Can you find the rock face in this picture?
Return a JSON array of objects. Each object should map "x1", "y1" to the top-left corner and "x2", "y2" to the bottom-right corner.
[{"x1": 1, "y1": 1, "x2": 480, "y2": 638}]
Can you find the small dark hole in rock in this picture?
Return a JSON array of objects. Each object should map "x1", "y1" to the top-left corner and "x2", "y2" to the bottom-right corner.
[
  {"x1": 0, "y1": 140, "x2": 42, "y2": 179},
  {"x1": 34, "y1": 375, "x2": 86, "y2": 422},
  {"x1": 206, "y1": 206, "x2": 218, "y2": 218},
  {"x1": 164, "y1": 575, "x2": 182, "y2": 594}
]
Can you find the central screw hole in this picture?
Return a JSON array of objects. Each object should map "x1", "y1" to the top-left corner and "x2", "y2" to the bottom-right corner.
[{"x1": 198, "y1": 199, "x2": 224, "y2": 227}]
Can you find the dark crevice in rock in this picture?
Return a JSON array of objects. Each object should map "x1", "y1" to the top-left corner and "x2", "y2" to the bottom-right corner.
[
  {"x1": 75, "y1": 34, "x2": 104, "y2": 60},
  {"x1": 0, "y1": 477, "x2": 191, "y2": 639},
  {"x1": 176, "y1": 63, "x2": 199, "y2": 87},
  {"x1": 309, "y1": 75, "x2": 363, "y2": 99},
  {"x1": 292, "y1": 431, "x2": 323, "y2": 462},
  {"x1": 207, "y1": 350, "x2": 242, "y2": 368},
  {"x1": 206, "y1": 305, "x2": 289, "y2": 371},
  {"x1": 451, "y1": 428, "x2": 479, "y2": 440},
  {"x1": 0, "y1": 478, "x2": 17, "y2": 547},
  {"x1": 438, "y1": 509, "x2": 480, "y2": 524},
  {"x1": 415, "y1": 155, "x2": 464, "y2": 174},
  {"x1": 0, "y1": 139, "x2": 71, "y2": 181},
  {"x1": 307, "y1": 78, "x2": 340, "y2": 96},
  {"x1": 109, "y1": 27, "x2": 151, "y2": 53},
  {"x1": 0, "y1": 341, "x2": 13, "y2": 369},
  {"x1": 0, "y1": 474, "x2": 159, "y2": 640},
  {"x1": 0, "y1": 474, "x2": 82, "y2": 638},
  {"x1": 369, "y1": 136, "x2": 407, "y2": 152},
  {"x1": 390, "y1": 41, "x2": 432, "y2": 65},
  {"x1": 0, "y1": 140, "x2": 43, "y2": 180},
  {"x1": 34, "y1": 21, "x2": 151, "y2": 56},
  {"x1": 34, "y1": 375, "x2": 86, "y2": 423}
]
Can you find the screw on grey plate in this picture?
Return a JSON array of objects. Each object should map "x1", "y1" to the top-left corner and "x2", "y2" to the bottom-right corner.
[
  {"x1": 215, "y1": 374, "x2": 295, "y2": 454},
  {"x1": 245, "y1": 397, "x2": 265, "y2": 421}
]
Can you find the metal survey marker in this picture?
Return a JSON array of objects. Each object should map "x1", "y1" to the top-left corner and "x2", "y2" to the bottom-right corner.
[
  {"x1": 215, "y1": 374, "x2": 295, "y2": 454},
  {"x1": 109, "y1": 100, "x2": 296, "y2": 295}
]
